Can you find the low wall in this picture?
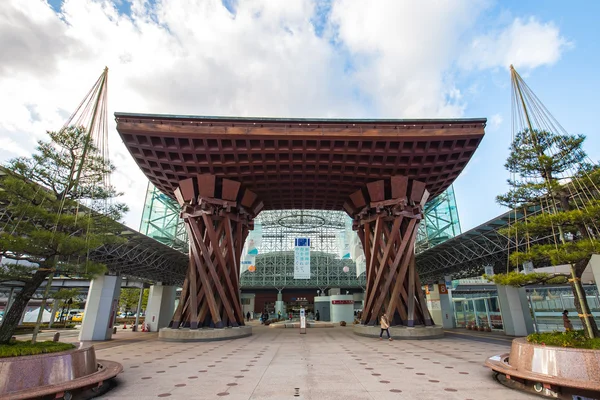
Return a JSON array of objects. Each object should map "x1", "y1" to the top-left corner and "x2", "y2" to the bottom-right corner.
[
  {"x1": 159, "y1": 326, "x2": 252, "y2": 342},
  {"x1": 353, "y1": 324, "x2": 444, "y2": 339}
]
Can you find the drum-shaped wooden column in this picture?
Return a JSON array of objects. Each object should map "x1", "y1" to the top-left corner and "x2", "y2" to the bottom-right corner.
[
  {"x1": 343, "y1": 176, "x2": 434, "y2": 327},
  {"x1": 170, "y1": 174, "x2": 263, "y2": 329}
]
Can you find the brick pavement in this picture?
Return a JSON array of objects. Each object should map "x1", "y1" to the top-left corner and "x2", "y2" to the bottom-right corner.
[{"x1": 94, "y1": 325, "x2": 536, "y2": 400}]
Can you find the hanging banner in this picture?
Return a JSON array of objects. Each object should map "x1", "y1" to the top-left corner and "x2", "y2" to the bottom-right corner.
[
  {"x1": 294, "y1": 238, "x2": 311, "y2": 279},
  {"x1": 246, "y1": 223, "x2": 262, "y2": 256},
  {"x1": 336, "y1": 231, "x2": 351, "y2": 259}
]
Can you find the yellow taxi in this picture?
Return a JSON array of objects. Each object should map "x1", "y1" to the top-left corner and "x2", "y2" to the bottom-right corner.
[{"x1": 71, "y1": 313, "x2": 84, "y2": 322}]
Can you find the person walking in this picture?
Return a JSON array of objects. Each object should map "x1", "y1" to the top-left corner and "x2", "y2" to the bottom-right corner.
[
  {"x1": 246, "y1": 311, "x2": 251, "y2": 322},
  {"x1": 379, "y1": 313, "x2": 392, "y2": 341},
  {"x1": 278, "y1": 310, "x2": 282, "y2": 320},
  {"x1": 562, "y1": 310, "x2": 573, "y2": 332},
  {"x1": 315, "y1": 310, "x2": 320, "y2": 321}
]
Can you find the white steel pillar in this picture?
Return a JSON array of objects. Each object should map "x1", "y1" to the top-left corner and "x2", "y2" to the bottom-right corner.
[
  {"x1": 146, "y1": 284, "x2": 176, "y2": 332},
  {"x1": 80, "y1": 275, "x2": 121, "y2": 341},
  {"x1": 496, "y1": 285, "x2": 535, "y2": 336}
]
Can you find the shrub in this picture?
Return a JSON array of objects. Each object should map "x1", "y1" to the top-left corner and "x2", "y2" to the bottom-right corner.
[
  {"x1": 0, "y1": 340, "x2": 76, "y2": 358},
  {"x1": 527, "y1": 330, "x2": 600, "y2": 350}
]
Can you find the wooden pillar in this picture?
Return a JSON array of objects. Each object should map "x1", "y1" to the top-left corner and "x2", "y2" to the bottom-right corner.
[
  {"x1": 344, "y1": 176, "x2": 434, "y2": 327},
  {"x1": 169, "y1": 174, "x2": 263, "y2": 329}
]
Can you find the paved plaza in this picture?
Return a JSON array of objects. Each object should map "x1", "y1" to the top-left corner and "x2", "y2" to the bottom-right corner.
[{"x1": 76, "y1": 325, "x2": 539, "y2": 400}]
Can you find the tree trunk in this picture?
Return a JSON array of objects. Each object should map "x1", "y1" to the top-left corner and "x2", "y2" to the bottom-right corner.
[
  {"x1": 571, "y1": 258, "x2": 599, "y2": 338},
  {"x1": 0, "y1": 269, "x2": 50, "y2": 344}
]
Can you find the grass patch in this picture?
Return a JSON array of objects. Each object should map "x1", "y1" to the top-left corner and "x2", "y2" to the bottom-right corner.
[
  {"x1": 527, "y1": 330, "x2": 600, "y2": 350},
  {"x1": 0, "y1": 340, "x2": 76, "y2": 358}
]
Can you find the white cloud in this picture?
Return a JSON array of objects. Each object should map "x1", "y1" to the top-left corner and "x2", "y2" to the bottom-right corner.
[
  {"x1": 328, "y1": 0, "x2": 491, "y2": 118},
  {"x1": 0, "y1": 0, "x2": 570, "y2": 230},
  {"x1": 2, "y1": 138, "x2": 30, "y2": 158},
  {"x1": 490, "y1": 113, "x2": 503, "y2": 130},
  {"x1": 460, "y1": 17, "x2": 571, "y2": 71}
]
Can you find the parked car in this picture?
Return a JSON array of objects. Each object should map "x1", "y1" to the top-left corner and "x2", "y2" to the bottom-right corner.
[{"x1": 71, "y1": 313, "x2": 84, "y2": 322}]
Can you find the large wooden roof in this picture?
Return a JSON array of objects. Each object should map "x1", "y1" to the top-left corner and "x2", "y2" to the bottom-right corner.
[{"x1": 115, "y1": 113, "x2": 486, "y2": 210}]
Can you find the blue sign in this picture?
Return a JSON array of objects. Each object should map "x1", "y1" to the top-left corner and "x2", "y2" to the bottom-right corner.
[{"x1": 295, "y1": 238, "x2": 311, "y2": 247}]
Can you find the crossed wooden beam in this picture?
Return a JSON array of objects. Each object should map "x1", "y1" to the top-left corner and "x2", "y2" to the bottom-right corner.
[
  {"x1": 343, "y1": 176, "x2": 434, "y2": 327},
  {"x1": 168, "y1": 172, "x2": 433, "y2": 329},
  {"x1": 170, "y1": 174, "x2": 263, "y2": 329}
]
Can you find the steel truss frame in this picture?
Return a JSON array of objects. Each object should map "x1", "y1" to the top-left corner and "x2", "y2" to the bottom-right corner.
[
  {"x1": 416, "y1": 204, "x2": 556, "y2": 284},
  {"x1": 238, "y1": 209, "x2": 365, "y2": 290},
  {"x1": 140, "y1": 182, "x2": 188, "y2": 253},
  {"x1": 416, "y1": 185, "x2": 461, "y2": 253},
  {"x1": 239, "y1": 251, "x2": 363, "y2": 290}
]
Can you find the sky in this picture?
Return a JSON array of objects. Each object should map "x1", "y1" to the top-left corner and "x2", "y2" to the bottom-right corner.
[{"x1": 1, "y1": 0, "x2": 599, "y2": 233}]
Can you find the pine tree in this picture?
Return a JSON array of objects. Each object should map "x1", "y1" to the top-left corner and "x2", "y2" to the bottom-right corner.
[
  {"x1": 0, "y1": 126, "x2": 128, "y2": 343},
  {"x1": 119, "y1": 288, "x2": 149, "y2": 313},
  {"x1": 496, "y1": 128, "x2": 600, "y2": 338}
]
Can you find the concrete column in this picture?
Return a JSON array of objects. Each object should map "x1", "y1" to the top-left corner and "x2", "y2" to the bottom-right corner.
[
  {"x1": 427, "y1": 284, "x2": 455, "y2": 328},
  {"x1": 314, "y1": 296, "x2": 330, "y2": 321},
  {"x1": 80, "y1": 275, "x2": 121, "y2": 341},
  {"x1": 6, "y1": 287, "x2": 15, "y2": 313},
  {"x1": 241, "y1": 293, "x2": 255, "y2": 319},
  {"x1": 496, "y1": 285, "x2": 534, "y2": 336},
  {"x1": 48, "y1": 299, "x2": 60, "y2": 328},
  {"x1": 589, "y1": 254, "x2": 600, "y2": 286},
  {"x1": 329, "y1": 295, "x2": 354, "y2": 323},
  {"x1": 145, "y1": 284, "x2": 176, "y2": 332},
  {"x1": 275, "y1": 290, "x2": 285, "y2": 318}
]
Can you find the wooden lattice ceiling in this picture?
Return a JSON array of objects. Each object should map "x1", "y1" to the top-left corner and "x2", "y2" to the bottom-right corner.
[{"x1": 115, "y1": 113, "x2": 486, "y2": 210}]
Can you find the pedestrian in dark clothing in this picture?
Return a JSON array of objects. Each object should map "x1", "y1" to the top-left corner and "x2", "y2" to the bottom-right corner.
[
  {"x1": 246, "y1": 311, "x2": 251, "y2": 322},
  {"x1": 563, "y1": 310, "x2": 573, "y2": 331},
  {"x1": 315, "y1": 310, "x2": 320, "y2": 321}
]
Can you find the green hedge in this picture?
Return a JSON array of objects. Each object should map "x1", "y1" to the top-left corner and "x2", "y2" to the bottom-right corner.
[
  {"x1": 0, "y1": 340, "x2": 76, "y2": 358},
  {"x1": 527, "y1": 330, "x2": 600, "y2": 349},
  {"x1": 115, "y1": 317, "x2": 145, "y2": 324}
]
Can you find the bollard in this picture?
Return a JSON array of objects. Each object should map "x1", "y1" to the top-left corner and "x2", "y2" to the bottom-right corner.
[
  {"x1": 113, "y1": 327, "x2": 117, "y2": 334},
  {"x1": 53, "y1": 332, "x2": 60, "y2": 342},
  {"x1": 132, "y1": 325, "x2": 137, "y2": 332}
]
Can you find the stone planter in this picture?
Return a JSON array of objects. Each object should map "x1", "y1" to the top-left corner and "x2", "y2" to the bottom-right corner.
[
  {"x1": 353, "y1": 325, "x2": 444, "y2": 340},
  {"x1": 159, "y1": 326, "x2": 252, "y2": 342},
  {"x1": 0, "y1": 345, "x2": 122, "y2": 399},
  {"x1": 486, "y1": 338, "x2": 600, "y2": 394}
]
